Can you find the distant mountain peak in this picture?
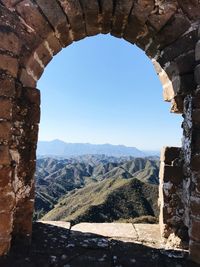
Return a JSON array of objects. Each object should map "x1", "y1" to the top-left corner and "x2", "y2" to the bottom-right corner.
[{"x1": 37, "y1": 140, "x2": 147, "y2": 158}]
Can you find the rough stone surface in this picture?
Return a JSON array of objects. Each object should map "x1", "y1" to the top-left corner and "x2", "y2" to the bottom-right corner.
[
  {"x1": 71, "y1": 223, "x2": 138, "y2": 238},
  {"x1": 0, "y1": 0, "x2": 199, "y2": 264}
]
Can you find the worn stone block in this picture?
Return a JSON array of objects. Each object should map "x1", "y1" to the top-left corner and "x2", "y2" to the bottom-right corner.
[
  {"x1": 155, "y1": 14, "x2": 191, "y2": 49},
  {"x1": 0, "y1": 167, "x2": 12, "y2": 187},
  {"x1": 45, "y1": 33, "x2": 62, "y2": 56},
  {"x1": 57, "y1": 0, "x2": 86, "y2": 41},
  {"x1": 190, "y1": 219, "x2": 200, "y2": 242},
  {"x1": 35, "y1": 0, "x2": 72, "y2": 46},
  {"x1": 13, "y1": 199, "x2": 34, "y2": 236},
  {"x1": 192, "y1": 109, "x2": 200, "y2": 124},
  {"x1": 24, "y1": 56, "x2": 44, "y2": 82},
  {"x1": 0, "y1": 54, "x2": 18, "y2": 78},
  {"x1": 191, "y1": 154, "x2": 200, "y2": 171},
  {"x1": 0, "y1": 238, "x2": 11, "y2": 256},
  {"x1": 148, "y1": 2, "x2": 177, "y2": 31},
  {"x1": 0, "y1": 213, "x2": 13, "y2": 238},
  {"x1": 178, "y1": 0, "x2": 200, "y2": 20},
  {"x1": 99, "y1": 0, "x2": 113, "y2": 34},
  {"x1": 27, "y1": 104, "x2": 40, "y2": 124},
  {"x1": 195, "y1": 40, "x2": 200, "y2": 61},
  {"x1": 0, "y1": 146, "x2": 11, "y2": 165},
  {"x1": 23, "y1": 88, "x2": 40, "y2": 105},
  {"x1": 195, "y1": 64, "x2": 200, "y2": 85},
  {"x1": 158, "y1": 30, "x2": 198, "y2": 66},
  {"x1": 33, "y1": 44, "x2": 52, "y2": 68},
  {"x1": 160, "y1": 147, "x2": 181, "y2": 164},
  {"x1": 132, "y1": 0, "x2": 154, "y2": 24},
  {"x1": 189, "y1": 240, "x2": 200, "y2": 264},
  {"x1": 190, "y1": 197, "x2": 200, "y2": 218},
  {"x1": 0, "y1": 29, "x2": 21, "y2": 55},
  {"x1": 0, "y1": 77, "x2": 15, "y2": 98},
  {"x1": 160, "y1": 164, "x2": 183, "y2": 185},
  {"x1": 0, "y1": 121, "x2": 12, "y2": 141},
  {"x1": 111, "y1": 0, "x2": 133, "y2": 37},
  {"x1": 170, "y1": 95, "x2": 184, "y2": 114},
  {"x1": 16, "y1": 0, "x2": 52, "y2": 39},
  {"x1": 0, "y1": 98, "x2": 12, "y2": 120},
  {"x1": 19, "y1": 68, "x2": 37, "y2": 88},
  {"x1": 124, "y1": 15, "x2": 148, "y2": 44},
  {"x1": 0, "y1": 190, "x2": 15, "y2": 212},
  {"x1": 174, "y1": 50, "x2": 196, "y2": 75},
  {"x1": 79, "y1": 0, "x2": 100, "y2": 36}
]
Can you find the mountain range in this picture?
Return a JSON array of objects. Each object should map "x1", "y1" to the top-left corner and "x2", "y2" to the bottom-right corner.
[
  {"x1": 37, "y1": 140, "x2": 159, "y2": 157},
  {"x1": 34, "y1": 155, "x2": 159, "y2": 223}
]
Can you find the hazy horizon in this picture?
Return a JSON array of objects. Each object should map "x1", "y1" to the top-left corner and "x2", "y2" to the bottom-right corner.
[{"x1": 37, "y1": 139, "x2": 162, "y2": 152}]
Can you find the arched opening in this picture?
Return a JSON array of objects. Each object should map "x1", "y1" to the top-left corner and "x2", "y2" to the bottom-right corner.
[
  {"x1": 34, "y1": 34, "x2": 182, "y2": 228},
  {"x1": 0, "y1": 0, "x2": 200, "y2": 264}
]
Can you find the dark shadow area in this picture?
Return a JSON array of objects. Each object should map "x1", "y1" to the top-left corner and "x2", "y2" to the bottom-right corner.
[{"x1": 0, "y1": 222, "x2": 198, "y2": 267}]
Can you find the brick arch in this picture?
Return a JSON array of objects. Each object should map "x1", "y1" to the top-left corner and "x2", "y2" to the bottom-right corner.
[{"x1": 0, "y1": 0, "x2": 200, "y2": 263}]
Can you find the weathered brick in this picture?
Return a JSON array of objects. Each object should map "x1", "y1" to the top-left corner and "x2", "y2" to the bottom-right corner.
[
  {"x1": 154, "y1": 14, "x2": 191, "y2": 49},
  {"x1": 34, "y1": 0, "x2": 72, "y2": 47},
  {"x1": 16, "y1": 0, "x2": 52, "y2": 39},
  {"x1": 170, "y1": 95, "x2": 184, "y2": 114},
  {"x1": 192, "y1": 109, "x2": 200, "y2": 124},
  {"x1": 0, "y1": 98, "x2": 12, "y2": 120},
  {"x1": 189, "y1": 240, "x2": 200, "y2": 264},
  {"x1": 160, "y1": 147, "x2": 181, "y2": 164},
  {"x1": 23, "y1": 88, "x2": 40, "y2": 105},
  {"x1": 178, "y1": 0, "x2": 200, "y2": 20},
  {"x1": 13, "y1": 199, "x2": 34, "y2": 236},
  {"x1": 0, "y1": 77, "x2": 15, "y2": 98},
  {"x1": 195, "y1": 40, "x2": 200, "y2": 61},
  {"x1": 124, "y1": 15, "x2": 148, "y2": 44},
  {"x1": 190, "y1": 197, "x2": 200, "y2": 218},
  {"x1": 174, "y1": 50, "x2": 196, "y2": 75},
  {"x1": 0, "y1": 213, "x2": 13, "y2": 238},
  {"x1": 58, "y1": 0, "x2": 86, "y2": 41},
  {"x1": 33, "y1": 44, "x2": 52, "y2": 68},
  {"x1": 0, "y1": 29, "x2": 21, "y2": 55},
  {"x1": 0, "y1": 238, "x2": 11, "y2": 256},
  {"x1": 19, "y1": 68, "x2": 37, "y2": 88},
  {"x1": 190, "y1": 219, "x2": 200, "y2": 242},
  {"x1": 132, "y1": 0, "x2": 155, "y2": 24},
  {"x1": 158, "y1": 30, "x2": 198, "y2": 66},
  {"x1": 25, "y1": 56, "x2": 44, "y2": 82},
  {"x1": 27, "y1": 104, "x2": 40, "y2": 124},
  {"x1": 0, "y1": 189, "x2": 15, "y2": 212},
  {"x1": 0, "y1": 54, "x2": 18, "y2": 77},
  {"x1": 79, "y1": 0, "x2": 100, "y2": 36},
  {"x1": 0, "y1": 146, "x2": 11, "y2": 165},
  {"x1": 45, "y1": 32, "x2": 62, "y2": 56},
  {"x1": 148, "y1": 2, "x2": 177, "y2": 31},
  {"x1": 0, "y1": 121, "x2": 12, "y2": 140},
  {"x1": 0, "y1": 167, "x2": 12, "y2": 188},
  {"x1": 159, "y1": 164, "x2": 183, "y2": 185},
  {"x1": 0, "y1": 0, "x2": 19, "y2": 8},
  {"x1": 99, "y1": 0, "x2": 113, "y2": 34},
  {"x1": 194, "y1": 64, "x2": 200, "y2": 85},
  {"x1": 111, "y1": 0, "x2": 133, "y2": 37},
  {"x1": 191, "y1": 154, "x2": 200, "y2": 171}
]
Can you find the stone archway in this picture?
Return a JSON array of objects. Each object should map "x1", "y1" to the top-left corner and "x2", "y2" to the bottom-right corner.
[{"x1": 0, "y1": 0, "x2": 200, "y2": 263}]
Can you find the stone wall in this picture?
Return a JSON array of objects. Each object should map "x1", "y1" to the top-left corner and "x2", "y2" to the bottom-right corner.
[
  {"x1": 0, "y1": 0, "x2": 199, "y2": 264},
  {"x1": 159, "y1": 147, "x2": 189, "y2": 246}
]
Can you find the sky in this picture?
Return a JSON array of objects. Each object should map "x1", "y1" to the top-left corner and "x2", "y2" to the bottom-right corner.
[{"x1": 37, "y1": 34, "x2": 183, "y2": 151}]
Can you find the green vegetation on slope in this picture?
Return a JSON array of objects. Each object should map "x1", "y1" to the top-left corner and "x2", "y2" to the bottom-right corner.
[{"x1": 42, "y1": 177, "x2": 158, "y2": 224}]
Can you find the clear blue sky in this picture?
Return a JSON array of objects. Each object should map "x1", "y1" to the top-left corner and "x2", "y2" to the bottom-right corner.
[{"x1": 38, "y1": 34, "x2": 182, "y2": 150}]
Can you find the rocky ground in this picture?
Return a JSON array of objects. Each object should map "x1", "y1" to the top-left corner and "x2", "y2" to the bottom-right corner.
[{"x1": 0, "y1": 222, "x2": 199, "y2": 267}]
